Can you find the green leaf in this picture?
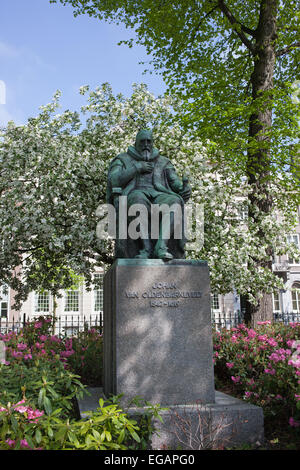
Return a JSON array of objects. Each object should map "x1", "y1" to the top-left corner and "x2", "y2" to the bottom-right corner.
[
  {"x1": 43, "y1": 396, "x2": 52, "y2": 416},
  {"x1": 35, "y1": 428, "x2": 42, "y2": 444},
  {"x1": 11, "y1": 415, "x2": 18, "y2": 433},
  {"x1": 130, "y1": 430, "x2": 141, "y2": 443}
]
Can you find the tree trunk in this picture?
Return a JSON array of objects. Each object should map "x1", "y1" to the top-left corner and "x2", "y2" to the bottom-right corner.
[{"x1": 245, "y1": 0, "x2": 278, "y2": 325}]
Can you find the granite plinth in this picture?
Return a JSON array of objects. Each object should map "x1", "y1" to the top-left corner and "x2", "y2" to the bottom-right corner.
[{"x1": 103, "y1": 259, "x2": 215, "y2": 406}]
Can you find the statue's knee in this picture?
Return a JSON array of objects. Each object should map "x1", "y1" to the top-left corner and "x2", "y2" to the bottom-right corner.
[{"x1": 128, "y1": 192, "x2": 150, "y2": 207}]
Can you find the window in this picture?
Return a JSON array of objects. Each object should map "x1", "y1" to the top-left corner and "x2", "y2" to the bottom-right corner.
[
  {"x1": 292, "y1": 289, "x2": 300, "y2": 313},
  {"x1": 272, "y1": 291, "x2": 282, "y2": 313},
  {"x1": 1, "y1": 301, "x2": 8, "y2": 318},
  {"x1": 286, "y1": 234, "x2": 300, "y2": 265},
  {"x1": 94, "y1": 273, "x2": 104, "y2": 312},
  {"x1": 211, "y1": 293, "x2": 220, "y2": 311},
  {"x1": 0, "y1": 285, "x2": 9, "y2": 318},
  {"x1": 34, "y1": 291, "x2": 50, "y2": 313},
  {"x1": 64, "y1": 290, "x2": 79, "y2": 313}
]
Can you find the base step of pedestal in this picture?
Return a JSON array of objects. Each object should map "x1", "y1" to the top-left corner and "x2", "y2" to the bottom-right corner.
[{"x1": 77, "y1": 388, "x2": 264, "y2": 450}]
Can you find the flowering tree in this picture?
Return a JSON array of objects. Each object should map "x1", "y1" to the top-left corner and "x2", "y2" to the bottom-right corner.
[{"x1": 0, "y1": 83, "x2": 298, "y2": 312}]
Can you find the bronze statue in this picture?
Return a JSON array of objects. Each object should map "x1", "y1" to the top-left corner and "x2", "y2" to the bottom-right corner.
[{"x1": 106, "y1": 129, "x2": 191, "y2": 260}]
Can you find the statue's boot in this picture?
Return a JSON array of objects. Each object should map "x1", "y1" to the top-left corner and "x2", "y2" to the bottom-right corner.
[
  {"x1": 154, "y1": 241, "x2": 173, "y2": 261},
  {"x1": 135, "y1": 239, "x2": 152, "y2": 259},
  {"x1": 135, "y1": 249, "x2": 150, "y2": 259}
]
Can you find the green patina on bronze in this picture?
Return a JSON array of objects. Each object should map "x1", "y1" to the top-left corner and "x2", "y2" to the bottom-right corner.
[{"x1": 106, "y1": 130, "x2": 192, "y2": 260}]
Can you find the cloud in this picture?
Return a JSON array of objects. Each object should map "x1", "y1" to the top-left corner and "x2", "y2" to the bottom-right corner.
[
  {"x1": 0, "y1": 40, "x2": 54, "y2": 71},
  {"x1": 0, "y1": 105, "x2": 15, "y2": 127},
  {"x1": 0, "y1": 41, "x2": 19, "y2": 58}
]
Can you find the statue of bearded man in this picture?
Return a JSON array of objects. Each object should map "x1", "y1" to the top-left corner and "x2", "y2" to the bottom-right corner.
[{"x1": 106, "y1": 129, "x2": 191, "y2": 260}]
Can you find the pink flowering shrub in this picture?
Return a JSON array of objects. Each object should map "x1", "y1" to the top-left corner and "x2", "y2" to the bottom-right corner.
[
  {"x1": 0, "y1": 316, "x2": 103, "y2": 386},
  {"x1": 0, "y1": 399, "x2": 45, "y2": 450},
  {"x1": 66, "y1": 329, "x2": 103, "y2": 386},
  {"x1": 213, "y1": 321, "x2": 300, "y2": 429}
]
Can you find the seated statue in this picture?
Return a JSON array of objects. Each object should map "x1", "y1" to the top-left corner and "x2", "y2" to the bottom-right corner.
[{"x1": 106, "y1": 129, "x2": 191, "y2": 260}]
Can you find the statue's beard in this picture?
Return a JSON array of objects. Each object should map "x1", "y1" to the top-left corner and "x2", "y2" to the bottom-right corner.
[{"x1": 141, "y1": 148, "x2": 151, "y2": 160}]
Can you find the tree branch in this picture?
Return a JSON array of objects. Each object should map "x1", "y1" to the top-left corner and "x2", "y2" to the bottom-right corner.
[
  {"x1": 191, "y1": 4, "x2": 219, "y2": 43},
  {"x1": 276, "y1": 41, "x2": 300, "y2": 57},
  {"x1": 217, "y1": 0, "x2": 255, "y2": 53}
]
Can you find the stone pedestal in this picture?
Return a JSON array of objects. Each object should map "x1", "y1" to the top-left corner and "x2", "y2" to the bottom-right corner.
[
  {"x1": 79, "y1": 258, "x2": 264, "y2": 449},
  {"x1": 103, "y1": 259, "x2": 215, "y2": 406}
]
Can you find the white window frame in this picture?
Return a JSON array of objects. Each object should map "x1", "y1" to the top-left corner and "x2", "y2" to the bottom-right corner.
[
  {"x1": 64, "y1": 289, "x2": 80, "y2": 314},
  {"x1": 211, "y1": 293, "x2": 220, "y2": 312},
  {"x1": 286, "y1": 234, "x2": 300, "y2": 265},
  {"x1": 291, "y1": 289, "x2": 300, "y2": 313},
  {"x1": 0, "y1": 285, "x2": 9, "y2": 318},
  {"x1": 94, "y1": 273, "x2": 104, "y2": 313},
  {"x1": 34, "y1": 291, "x2": 51, "y2": 315},
  {"x1": 272, "y1": 291, "x2": 282, "y2": 313}
]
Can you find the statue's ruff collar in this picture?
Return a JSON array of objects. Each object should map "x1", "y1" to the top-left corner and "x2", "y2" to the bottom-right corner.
[{"x1": 127, "y1": 145, "x2": 159, "y2": 162}]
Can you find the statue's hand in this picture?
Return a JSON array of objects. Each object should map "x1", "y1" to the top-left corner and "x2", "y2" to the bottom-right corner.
[{"x1": 135, "y1": 161, "x2": 154, "y2": 174}]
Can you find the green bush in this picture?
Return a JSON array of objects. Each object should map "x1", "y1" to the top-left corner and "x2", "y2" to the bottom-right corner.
[
  {"x1": 0, "y1": 359, "x2": 86, "y2": 419},
  {"x1": 0, "y1": 395, "x2": 165, "y2": 450}
]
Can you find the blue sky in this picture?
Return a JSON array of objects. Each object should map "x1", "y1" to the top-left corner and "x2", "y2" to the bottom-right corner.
[{"x1": 0, "y1": 0, "x2": 166, "y2": 126}]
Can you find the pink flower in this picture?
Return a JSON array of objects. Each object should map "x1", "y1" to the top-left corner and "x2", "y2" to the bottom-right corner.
[
  {"x1": 39, "y1": 335, "x2": 48, "y2": 342},
  {"x1": 267, "y1": 338, "x2": 278, "y2": 347},
  {"x1": 6, "y1": 439, "x2": 16, "y2": 447},
  {"x1": 268, "y1": 353, "x2": 281, "y2": 363},
  {"x1": 11, "y1": 350, "x2": 23, "y2": 358},
  {"x1": 231, "y1": 376, "x2": 241, "y2": 384},
  {"x1": 258, "y1": 334, "x2": 268, "y2": 342},
  {"x1": 244, "y1": 391, "x2": 252, "y2": 398},
  {"x1": 17, "y1": 343, "x2": 27, "y2": 350},
  {"x1": 50, "y1": 335, "x2": 61, "y2": 343},
  {"x1": 289, "y1": 417, "x2": 300, "y2": 427},
  {"x1": 60, "y1": 349, "x2": 75, "y2": 358},
  {"x1": 226, "y1": 362, "x2": 234, "y2": 369},
  {"x1": 14, "y1": 405, "x2": 28, "y2": 413},
  {"x1": 20, "y1": 439, "x2": 30, "y2": 449},
  {"x1": 264, "y1": 368, "x2": 276, "y2": 375},
  {"x1": 288, "y1": 358, "x2": 300, "y2": 368},
  {"x1": 247, "y1": 329, "x2": 256, "y2": 339},
  {"x1": 257, "y1": 321, "x2": 271, "y2": 325},
  {"x1": 24, "y1": 353, "x2": 32, "y2": 360}
]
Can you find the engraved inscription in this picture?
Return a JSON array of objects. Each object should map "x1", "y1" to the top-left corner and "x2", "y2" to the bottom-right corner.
[
  {"x1": 125, "y1": 291, "x2": 139, "y2": 298},
  {"x1": 124, "y1": 281, "x2": 202, "y2": 308}
]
